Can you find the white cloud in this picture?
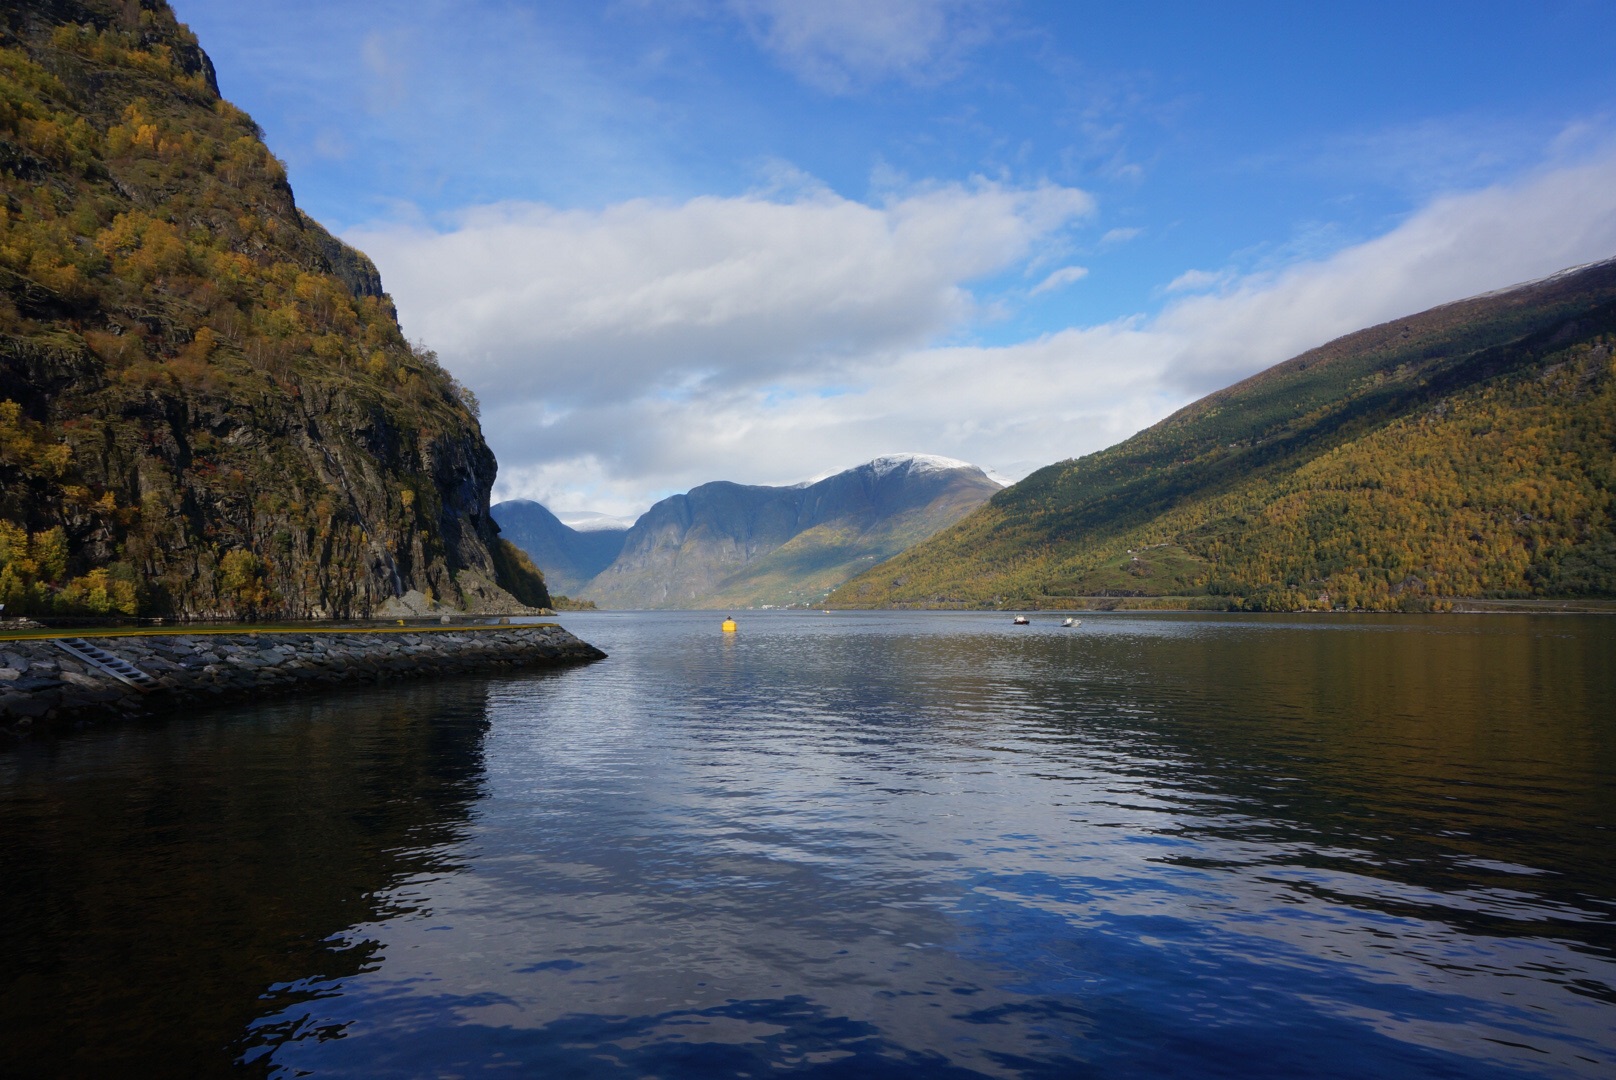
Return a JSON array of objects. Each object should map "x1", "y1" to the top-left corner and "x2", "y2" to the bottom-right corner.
[
  {"x1": 479, "y1": 321, "x2": 1178, "y2": 517},
  {"x1": 1156, "y1": 156, "x2": 1616, "y2": 393},
  {"x1": 348, "y1": 178, "x2": 1094, "y2": 410},
  {"x1": 1164, "y1": 267, "x2": 1232, "y2": 293},
  {"x1": 1030, "y1": 265, "x2": 1089, "y2": 294},
  {"x1": 1099, "y1": 226, "x2": 1143, "y2": 246},
  {"x1": 727, "y1": 0, "x2": 996, "y2": 93},
  {"x1": 353, "y1": 156, "x2": 1616, "y2": 518}
]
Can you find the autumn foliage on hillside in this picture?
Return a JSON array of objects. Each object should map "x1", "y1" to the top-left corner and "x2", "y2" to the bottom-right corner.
[
  {"x1": 832, "y1": 265, "x2": 1616, "y2": 611},
  {"x1": 0, "y1": 2, "x2": 533, "y2": 617}
]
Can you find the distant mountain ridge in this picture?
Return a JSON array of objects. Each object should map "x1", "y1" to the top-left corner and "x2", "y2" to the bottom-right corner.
[
  {"x1": 830, "y1": 258, "x2": 1616, "y2": 611},
  {"x1": 490, "y1": 501, "x2": 628, "y2": 598},
  {"x1": 539, "y1": 455, "x2": 1001, "y2": 609}
]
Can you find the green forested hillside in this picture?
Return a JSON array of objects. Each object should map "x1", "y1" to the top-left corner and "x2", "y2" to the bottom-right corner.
[
  {"x1": 0, "y1": 1, "x2": 545, "y2": 617},
  {"x1": 830, "y1": 261, "x2": 1616, "y2": 611}
]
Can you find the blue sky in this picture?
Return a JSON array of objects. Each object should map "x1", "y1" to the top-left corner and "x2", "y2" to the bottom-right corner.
[{"x1": 172, "y1": 0, "x2": 1616, "y2": 515}]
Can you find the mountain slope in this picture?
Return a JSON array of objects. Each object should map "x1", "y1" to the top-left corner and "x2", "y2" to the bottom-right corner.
[
  {"x1": 585, "y1": 455, "x2": 1002, "y2": 609},
  {"x1": 0, "y1": 0, "x2": 545, "y2": 617},
  {"x1": 830, "y1": 260, "x2": 1616, "y2": 611},
  {"x1": 490, "y1": 499, "x2": 627, "y2": 598}
]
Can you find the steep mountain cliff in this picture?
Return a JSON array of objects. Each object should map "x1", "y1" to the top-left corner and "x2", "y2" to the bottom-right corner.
[
  {"x1": 585, "y1": 455, "x2": 1002, "y2": 609},
  {"x1": 489, "y1": 499, "x2": 627, "y2": 599},
  {"x1": 831, "y1": 260, "x2": 1616, "y2": 611},
  {"x1": 0, "y1": 0, "x2": 547, "y2": 617}
]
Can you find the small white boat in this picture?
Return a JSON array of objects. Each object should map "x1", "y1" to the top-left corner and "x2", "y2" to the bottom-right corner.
[
  {"x1": 1061, "y1": 617, "x2": 1081, "y2": 627},
  {"x1": 1012, "y1": 615, "x2": 1030, "y2": 625}
]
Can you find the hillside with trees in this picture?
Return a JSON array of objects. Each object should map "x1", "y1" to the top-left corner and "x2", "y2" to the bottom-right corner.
[
  {"x1": 489, "y1": 500, "x2": 627, "y2": 599},
  {"x1": 830, "y1": 260, "x2": 1616, "y2": 611},
  {"x1": 0, "y1": 0, "x2": 546, "y2": 617}
]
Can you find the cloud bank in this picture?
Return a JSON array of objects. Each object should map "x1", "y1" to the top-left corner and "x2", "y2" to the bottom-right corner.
[{"x1": 350, "y1": 156, "x2": 1616, "y2": 517}]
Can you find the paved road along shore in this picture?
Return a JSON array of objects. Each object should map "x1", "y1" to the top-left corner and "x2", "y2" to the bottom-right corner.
[{"x1": 0, "y1": 624, "x2": 606, "y2": 736}]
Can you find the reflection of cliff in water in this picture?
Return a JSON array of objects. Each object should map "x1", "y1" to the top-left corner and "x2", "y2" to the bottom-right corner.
[
  {"x1": 0, "y1": 675, "x2": 509, "y2": 1076},
  {"x1": 708, "y1": 614, "x2": 1616, "y2": 957},
  {"x1": 1053, "y1": 618, "x2": 1616, "y2": 931}
]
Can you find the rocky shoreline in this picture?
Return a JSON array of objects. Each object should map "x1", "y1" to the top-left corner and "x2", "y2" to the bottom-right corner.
[{"x1": 0, "y1": 625, "x2": 606, "y2": 737}]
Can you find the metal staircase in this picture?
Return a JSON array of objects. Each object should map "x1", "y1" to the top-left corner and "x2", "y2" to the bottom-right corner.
[{"x1": 53, "y1": 638, "x2": 157, "y2": 692}]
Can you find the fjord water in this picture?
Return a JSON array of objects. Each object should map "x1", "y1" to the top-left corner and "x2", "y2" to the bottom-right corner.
[{"x1": 2, "y1": 613, "x2": 1613, "y2": 1078}]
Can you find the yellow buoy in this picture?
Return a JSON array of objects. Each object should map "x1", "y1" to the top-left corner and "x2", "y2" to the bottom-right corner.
[{"x1": 721, "y1": 617, "x2": 738, "y2": 633}]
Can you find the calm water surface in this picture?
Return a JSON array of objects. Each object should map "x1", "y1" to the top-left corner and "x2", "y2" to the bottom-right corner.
[{"x1": 2, "y1": 611, "x2": 1614, "y2": 1078}]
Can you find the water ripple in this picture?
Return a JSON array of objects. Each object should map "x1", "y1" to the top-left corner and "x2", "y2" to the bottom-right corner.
[{"x1": 2, "y1": 611, "x2": 1612, "y2": 1077}]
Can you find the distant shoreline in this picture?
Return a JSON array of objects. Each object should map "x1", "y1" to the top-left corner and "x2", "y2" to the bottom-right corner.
[{"x1": 819, "y1": 597, "x2": 1616, "y2": 614}]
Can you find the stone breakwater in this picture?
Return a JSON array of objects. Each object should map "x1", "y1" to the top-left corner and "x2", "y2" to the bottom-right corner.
[{"x1": 0, "y1": 625, "x2": 606, "y2": 735}]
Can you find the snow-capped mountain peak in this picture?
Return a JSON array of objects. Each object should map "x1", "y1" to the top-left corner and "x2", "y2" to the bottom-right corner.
[{"x1": 862, "y1": 453, "x2": 981, "y2": 480}]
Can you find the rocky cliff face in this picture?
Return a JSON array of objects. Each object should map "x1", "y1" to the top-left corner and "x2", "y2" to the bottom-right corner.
[
  {"x1": 585, "y1": 455, "x2": 1002, "y2": 609},
  {"x1": 0, "y1": 0, "x2": 546, "y2": 617}
]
